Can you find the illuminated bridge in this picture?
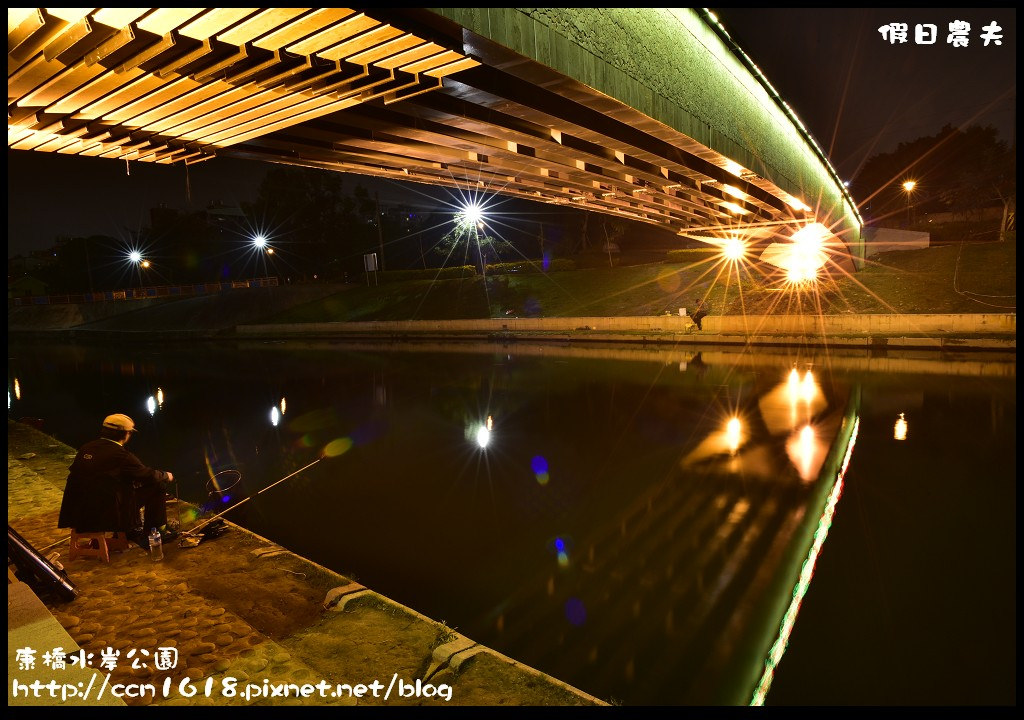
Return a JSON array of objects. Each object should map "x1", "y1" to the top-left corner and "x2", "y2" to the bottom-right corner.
[{"x1": 8, "y1": 8, "x2": 863, "y2": 267}]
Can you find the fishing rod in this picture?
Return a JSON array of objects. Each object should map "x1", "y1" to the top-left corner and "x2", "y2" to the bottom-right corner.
[{"x1": 183, "y1": 453, "x2": 326, "y2": 540}]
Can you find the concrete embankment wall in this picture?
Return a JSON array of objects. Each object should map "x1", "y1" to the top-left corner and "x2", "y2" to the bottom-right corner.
[
  {"x1": 704, "y1": 313, "x2": 1015, "y2": 335},
  {"x1": 8, "y1": 296, "x2": 175, "y2": 330},
  {"x1": 238, "y1": 313, "x2": 1015, "y2": 337},
  {"x1": 8, "y1": 285, "x2": 342, "y2": 333},
  {"x1": 239, "y1": 316, "x2": 695, "y2": 334}
]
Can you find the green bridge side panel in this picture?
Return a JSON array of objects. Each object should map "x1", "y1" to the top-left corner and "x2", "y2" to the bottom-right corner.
[{"x1": 430, "y1": 8, "x2": 863, "y2": 265}]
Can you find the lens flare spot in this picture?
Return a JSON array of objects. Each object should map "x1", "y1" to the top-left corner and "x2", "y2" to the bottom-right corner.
[
  {"x1": 557, "y1": 551, "x2": 569, "y2": 568},
  {"x1": 536, "y1": 472, "x2": 550, "y2": 486},
  {"x1": 300, "y1": 434, "x2": 316, "y2": 448},
  {"x1": 531, "y1": 456, "x2": 549, "y2": 474},
  {"x1": 15, "y1": 378, "x2": 22, "y2": 400},
  {"x1": 565, "y1": 597, "x2": 587, "y2": 627},
  {"x1": 323, "y1": 437, "x2": 353, "y2": 458},
  {"x1": 221, "y1": 495, "x2": 231, "y2": 503},
  {"x1": 554, "y1": 537, "x2": 566, "y2": 553}
]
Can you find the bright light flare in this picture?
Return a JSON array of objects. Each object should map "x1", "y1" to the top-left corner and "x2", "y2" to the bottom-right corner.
[
  {"x1": 14, "y1": 378, "x2": 21, "y2": 401},
  {"x1": 156, "y1": 387, "x2": 164, "y2": 407},
  {"x1": 725, "y1": 417, "x2": 743, "y2": 455},
  {"x1": 476, "y1": 425, "x2": 491, "y2": 448},
  {"x1": 253, "y1": 234, "x2": 267, "y2": 249},
  {"x1": 146, "y1": 395, "x2": 156, "y2": 415},
  {"x1": 902, "y1": 180, "x2": 916, "y2": 193},
  {"x1": 721, "y1": 184, "x2": 746, "y2": 200},
  {"x1": 800, "y1": 370, "x2": 816, "y2": 403},
  {"x1": 722, "y1": 236, "x2": 747, "y2": 262},
  {"x1": 128, "y1": 250, "x2": 142, "y2": 263},
  {"x1": 270, "y1": 406, "x2": 280, "y2": 426},
  {"x1": 280, "y1": 397, "x2": 287, "y2": 415},
  {"x1": 721, "y1": 200, "x2": 750, "y2": 215},
  {"x1": 776, "y1": 222, "x2": 831, "y2": 284},
  {"x1": 785, "y1": 424, "x2": 819, "y2": 481},
  {"x1": 456, "y1": 203, "x2": 485, "y2": 230},
  {"x1": 894, "y1": 413, "x2": 908, "y2": 441}
]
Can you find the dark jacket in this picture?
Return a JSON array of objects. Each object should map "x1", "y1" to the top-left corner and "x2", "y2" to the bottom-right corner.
[{"x1": 57, "y1": 438, "x2": 170, "y2": 532}]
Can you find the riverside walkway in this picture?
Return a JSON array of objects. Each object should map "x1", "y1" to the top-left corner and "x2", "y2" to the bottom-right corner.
[{"x1": 7, "y1": 421, "x2": 603, "y2": 707}]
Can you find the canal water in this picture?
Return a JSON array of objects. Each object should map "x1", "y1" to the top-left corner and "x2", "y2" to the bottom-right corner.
[{"x1": 7, "y1": 339, "x2": 1015, "y2": 706}]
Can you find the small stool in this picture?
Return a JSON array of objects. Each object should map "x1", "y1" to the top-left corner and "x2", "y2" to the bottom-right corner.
[{"x1": 69, "y1": 530, "x2": 130, "y2": 562}]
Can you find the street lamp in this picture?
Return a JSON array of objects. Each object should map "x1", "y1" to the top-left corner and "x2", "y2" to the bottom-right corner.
[
  {"x1": 902, "y1": 180, "x2": 916, "y2": 226},
  {"x1": 455, "y1": 201, "x2": 489, "y2": 277}
]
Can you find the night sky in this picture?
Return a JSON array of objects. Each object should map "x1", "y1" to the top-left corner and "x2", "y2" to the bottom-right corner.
[
  {"x1": 711, "y1": 8, "x2": 1016, "y2": 178},
  {"x1": 7, "y1": 8, "x2": 1016, "y2": 258}
]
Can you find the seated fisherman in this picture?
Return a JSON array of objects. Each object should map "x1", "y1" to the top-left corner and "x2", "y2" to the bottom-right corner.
[{"x1": 57, "y1": 413, "x2": 176, "y2": 548}]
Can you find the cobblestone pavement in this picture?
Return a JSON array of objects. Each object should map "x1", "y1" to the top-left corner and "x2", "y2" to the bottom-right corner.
[{"x1": 8, "y1": 421, "x2": 602, "y2": 707}]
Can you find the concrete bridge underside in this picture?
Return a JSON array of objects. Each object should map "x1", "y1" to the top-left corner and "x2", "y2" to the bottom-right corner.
[{"x1": 8, "y1": 8, "x2": 862, "y2": 264}]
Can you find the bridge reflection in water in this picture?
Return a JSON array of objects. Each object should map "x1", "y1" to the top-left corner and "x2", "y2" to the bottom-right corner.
[
  {"x1": 465, "y1": 363, "x2": 860, "y2": 705},
  {"x1": 9, "y1": 339, "x2": 1010, "y2": 705}
]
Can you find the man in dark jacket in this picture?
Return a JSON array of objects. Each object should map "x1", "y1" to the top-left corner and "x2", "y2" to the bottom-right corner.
[
  {"x1": 57, "y1": 413, "x2": 175, "y2": 548},
  {"x1": 692, "y1": 298, "x2": 710, "y2": 331}
]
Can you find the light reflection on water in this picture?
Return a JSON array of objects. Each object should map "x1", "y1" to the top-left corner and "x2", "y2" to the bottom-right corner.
[{"x1": 6, "y1": 340, "x2": 1015, "y2": 705}]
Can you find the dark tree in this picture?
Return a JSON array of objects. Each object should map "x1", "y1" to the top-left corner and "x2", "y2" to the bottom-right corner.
[
  {"x1": 243, "y1": 166, "x2": 368, "y2": 279},
  {"x1": 851, "y1": 124, "x2": 1014, "y2": 231}
]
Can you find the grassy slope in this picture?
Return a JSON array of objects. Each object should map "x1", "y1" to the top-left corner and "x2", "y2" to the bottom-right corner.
[{"x1": 269, "y1": 240, "x2": 1016, "y2": 323}]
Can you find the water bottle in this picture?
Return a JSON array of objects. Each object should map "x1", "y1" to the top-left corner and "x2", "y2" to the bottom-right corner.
[{"x1": 149, "y1": 528, "x2": 163, "y2": 561}]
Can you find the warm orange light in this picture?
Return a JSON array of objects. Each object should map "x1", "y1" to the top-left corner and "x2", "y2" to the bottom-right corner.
[
  {"x1": 796, "y1": 425, "x2": 815, "y2": 478},
  {"x1": 722, "y1": 236, "x2": 746, "y2": 262},
  {"x1": 902, "y1": 180, "x2": 916, "y2": 193},
  {"x1": 782, "y1": 222, "x2": 830, "y2": 283},
  {"x1": 721, "y1": 184, "x2": 746, "y2": 200},
  {"x1": 800, "y1": 370, "x2": 816, "y2": 403},
  {"x1": 141, "y1": 260, "x2": 151, "y2": 268},
  {"x1": 721, "y1": 200, "x2": 751, "y2": 215},
  {"x1": 894, "y1": 413, "x2": 908, "y2": 441},
  {"x1": 725, "y1": 417, "x2": 743, "y2": 454}
]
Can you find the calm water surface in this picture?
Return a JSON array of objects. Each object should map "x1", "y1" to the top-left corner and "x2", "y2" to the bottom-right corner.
[{"x1": 7, "y1": 340, "x2": 1015, "y2": 705}]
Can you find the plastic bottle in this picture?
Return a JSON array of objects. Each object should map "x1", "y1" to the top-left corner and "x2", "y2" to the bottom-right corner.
[{"x1": 149, "y1": 527, "x2": 163, "y2": 561}]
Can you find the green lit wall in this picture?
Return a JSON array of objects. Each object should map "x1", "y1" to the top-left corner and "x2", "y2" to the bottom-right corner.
[{"x1": 430, "y1": 8, "x2": 864, "y2": 265}]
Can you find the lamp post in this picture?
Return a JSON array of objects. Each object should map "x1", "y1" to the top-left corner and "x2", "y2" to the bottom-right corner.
[
  {"x1": 128, "y1": 250, "x2": 144, "y2": 289},
  {"x1": 902, "y1": 180, "x2": 916, "y2": 227}
]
